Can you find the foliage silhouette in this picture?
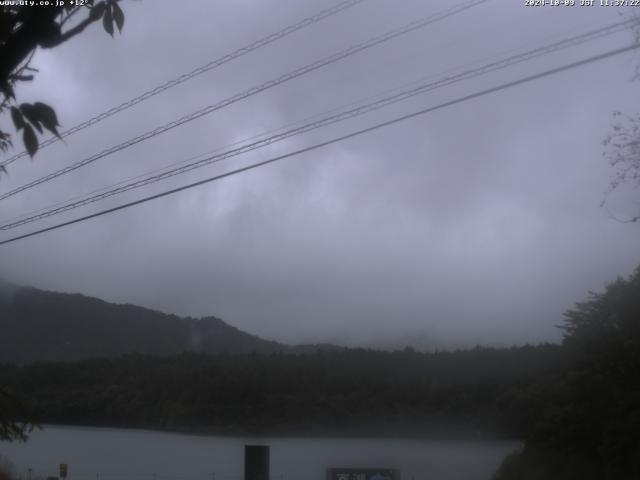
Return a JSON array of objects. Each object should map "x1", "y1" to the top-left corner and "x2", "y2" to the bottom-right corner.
[
  {"x1": 0, "y1": 0, "x2": 125, "y2": 162},
  {"x1": 495, "y1": 267, "x2": 640, "y2": 480}
]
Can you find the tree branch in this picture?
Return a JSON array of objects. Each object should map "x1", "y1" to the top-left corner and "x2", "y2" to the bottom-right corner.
[
  {"x1": 59, "y1": 4, "x2": 83, "y2": 27},
  {"x1": 40, "y1": 5, "x2": 105, "y2": 48},
  {"x1": 604, "y1": 208, "x2": 639, "y2": 224}
]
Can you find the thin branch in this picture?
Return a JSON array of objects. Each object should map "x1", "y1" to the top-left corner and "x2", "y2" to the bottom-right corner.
[
  {"x1": 13, "y1": 49, "x2": 36, "y2": 77},
  {"x1": 41, "y1": 17, "x2": 94, "y2": 47},
  {"x1": 9, "y1": 74, "x2": 33, "y2": 81},
  {"x1": 42, "y1": 1, "x2": 109, "y2": 48},
  {"x1": 59, "y1": 5, "x2": 84, "y2": 27},
  {"x1": 605, "y1": 207, "x2": 639, "y2": 224}
]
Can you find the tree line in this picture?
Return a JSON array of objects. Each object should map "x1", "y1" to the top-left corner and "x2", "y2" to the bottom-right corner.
[{"x1": 0, "y1": 344, "x2": 567, "y2": 438}]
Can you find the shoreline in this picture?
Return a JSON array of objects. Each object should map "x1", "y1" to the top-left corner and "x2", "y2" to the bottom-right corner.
[{"x1": 33, "y1": 422, "x2": 523, "y2": 442}]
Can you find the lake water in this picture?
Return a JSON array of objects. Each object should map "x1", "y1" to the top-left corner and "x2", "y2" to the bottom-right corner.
[{"x1": 0, "y1": 426, "x2": 519, "y2": 480}]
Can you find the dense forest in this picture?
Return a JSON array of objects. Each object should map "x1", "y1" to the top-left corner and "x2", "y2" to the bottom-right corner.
[{"x1": 0, "y1": 344, "x2": 567, "y2": 438}]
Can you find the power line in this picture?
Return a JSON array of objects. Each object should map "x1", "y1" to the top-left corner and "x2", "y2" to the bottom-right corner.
[
  {"x1": 1, "y1": 17, "x2": 633, "y2": 228},
  {"x1": 1, "y1": 17, "x2": 634, "y2": 231},
  {"x1": 1, "y1": 41, "x2": 637, "y2": 247},
  {"x1": 0, "y1": 0, "x2": 490, "y2": 203},
  {"x1": 0, "y1": 0, "x2": 368, "y2": 169}
]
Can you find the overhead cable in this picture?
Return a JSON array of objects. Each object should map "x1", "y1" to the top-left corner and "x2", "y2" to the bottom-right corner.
[
  {"x1": 0, "y1": 17, "x2": 634, "y2": 231},
  {"x1": 0, "y1": 0, "x2": 368, "y2": 168},
  {"x1": 1, "y1": 41, "x2": 637, "y2": 246},
  {"x1": 0, "y1": 0, "x2": 490, "y2": 202}
]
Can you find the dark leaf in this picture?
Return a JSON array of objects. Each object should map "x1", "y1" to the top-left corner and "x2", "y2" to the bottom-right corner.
[
  {"x1": 0, "y1": 133, "x2": 10, "y2": 153},
  {"x1": 23, "y1": 124, "x2": 38, "y2": 158},
  {"x1": 102, "y1": 4, "x2": 114, "y2": 36},
  {"x1": 32, "y1": 102, "x2": 62, "y2": 139},
  {"x1": 0, "y1": 81, "x2": 15, "y2": 100},
  {"x1": 89, "y1": 2, "x2": 106, "y2": 21},
  {"x1": 112, "y1": 2, "x2": 124, "y2": 33},
  {"x1": 11, "y1": 107, "x2": 25, "y2": 130},
  {"x1": 20, "y1": 104, "x2": 43, "y2": 134}
]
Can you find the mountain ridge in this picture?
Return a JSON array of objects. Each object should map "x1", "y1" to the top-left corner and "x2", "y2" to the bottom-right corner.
[{"x1": 0, "y1": 282, "x2": 337, "y2": 363}]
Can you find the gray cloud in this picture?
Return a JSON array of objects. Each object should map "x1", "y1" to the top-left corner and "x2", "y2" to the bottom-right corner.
[{"x1": 1, "y1": 0, "x2": 639, "y2": 349}]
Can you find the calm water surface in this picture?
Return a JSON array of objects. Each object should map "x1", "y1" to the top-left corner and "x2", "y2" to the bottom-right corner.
[{"x1": 0, "y1": 426, "x2": 519, "y2": 480}]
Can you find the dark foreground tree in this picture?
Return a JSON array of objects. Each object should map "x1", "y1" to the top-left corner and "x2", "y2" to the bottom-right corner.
[
  {"x1": 495, "y1": 266, "x2": 640, "y2": 480},
  {"x1": 0, "y1": 0, "x2": 125, "y2": 161}
]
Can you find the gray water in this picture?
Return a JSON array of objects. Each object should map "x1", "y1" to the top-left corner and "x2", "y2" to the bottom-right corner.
[{"x1": 0, "y1": 426, "x2": 519, "y2": 480}]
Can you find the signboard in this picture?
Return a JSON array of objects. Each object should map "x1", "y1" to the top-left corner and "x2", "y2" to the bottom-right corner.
[
  {"x1": 59, "y1": 464, "x2": 68, "y2": 479},
  {"x1": 327, "y1": 468, "x2": 399, "y2": 480}
]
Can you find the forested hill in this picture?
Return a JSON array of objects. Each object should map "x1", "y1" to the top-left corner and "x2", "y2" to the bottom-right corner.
[
  {"x1": 0, "y1": 346, "x2": 568, "y2": 437},
  {"x1": 0, "y1": 282, "x2": 309, "y2": 363}
]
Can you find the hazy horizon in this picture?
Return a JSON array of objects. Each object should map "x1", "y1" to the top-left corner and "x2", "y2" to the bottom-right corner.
[{"x1": 0, "y1": 272, "x2": 626, "y2": 351}]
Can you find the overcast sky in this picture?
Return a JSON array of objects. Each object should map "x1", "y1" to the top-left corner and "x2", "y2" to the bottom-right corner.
[{"x1": 0, "y1": 0, "x2": 639, "y2": 349}]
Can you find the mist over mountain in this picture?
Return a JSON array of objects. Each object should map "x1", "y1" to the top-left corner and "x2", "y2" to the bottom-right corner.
[{"x1": 0, "y1": 282, "x2": 332, "y2": 363}]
